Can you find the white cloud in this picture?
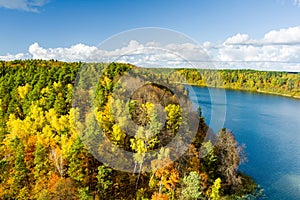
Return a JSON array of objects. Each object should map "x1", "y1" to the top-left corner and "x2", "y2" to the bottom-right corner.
[
  {"x1": 1, "y1": 26, "x2": 300, "y2": 71},
  {"x1": 203, "y1": 41, "x2": 212, "y2": 49},
  {"x1": 0, "y1": 0, "x2": 49, "y2": 12},
  {"x1": 217, "y1": 26, "x2": 300, "y2": 71},
  {"x1": 224, "y1": 33, "x2": 252, "y2": 45},
  {"x1": 263, "y1": 26, "x2": 300, "y2": 44},
  {"x1": 0, "y1": 53, "x2": 30, "y2": 60},
  {"x1": 28, "y1": 42, "x2": 100, "y2": 61},
  {"x1": 23, "y1": 41, "x2": 212, "y2": 68}
]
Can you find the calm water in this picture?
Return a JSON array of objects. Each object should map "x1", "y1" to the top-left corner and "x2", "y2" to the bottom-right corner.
[{"x1": 187, "y1": 86, "x2": 300, "y2": 200}]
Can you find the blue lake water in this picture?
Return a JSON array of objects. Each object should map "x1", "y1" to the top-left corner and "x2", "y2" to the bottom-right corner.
[{"x1": 187, "y1": 86, "x2": 300, "y2": 200}]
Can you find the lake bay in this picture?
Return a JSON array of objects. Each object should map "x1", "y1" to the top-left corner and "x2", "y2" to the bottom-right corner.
[{"x1": 187, "y1": 86, "x2": 300, "y2": 200}]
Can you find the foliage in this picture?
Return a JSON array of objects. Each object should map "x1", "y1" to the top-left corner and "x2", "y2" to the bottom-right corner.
[
  {"x1": 174, "y1": 69, "x2": 300, "y2": 98},
  {"x1": 210, "y1": 178, "x2": 221, "y2": 200},
  {"x1": 181, "y1": 171, "x2": 202, "y2": 200},
  {"x1": 0, "y1": 60, "x2": 258, "y2": 199},
  {"x1": 214, "y1": 128, "x2": 243, "y2": 193}
]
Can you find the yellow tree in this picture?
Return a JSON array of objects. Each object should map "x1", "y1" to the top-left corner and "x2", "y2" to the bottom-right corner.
[
  {"x1": 209, "y1": 178, "x2": 221, "y2": 200},
  {"x1": 164, "y1": 104, "x2": 182, "y2": 135}
]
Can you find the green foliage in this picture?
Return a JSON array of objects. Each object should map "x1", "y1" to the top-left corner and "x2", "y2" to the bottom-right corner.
[
  {"x1": 181, "y1": 171, "x2": 202, "y2": 200},
  {"x1": 33, "y1": 140, "x2": 48, "y2": 179},
  {"x1": 136, "y1": 188, "x2": 150, "y2": 200},
  {"x1": 97, "y1": 165, "x2": 112, "y2": 199},
  {"x1": 67, "y1": 137, "x2": 87, "y2": 183},
  {"x1": 200, "y1": 140, "x2": 217, "y2": 179},
  {"x1": 0, "y1": 60, "x2": 259, "y2": 199},
  {"x1": 11, "y1": 137, "x2": 30, "y2": 198},
  {"x1": 175, "y1": 69, "x2": 300, "y2": 98},
  {"x1": 78, "y1": 187, "x2": 93, "y2": 200}
]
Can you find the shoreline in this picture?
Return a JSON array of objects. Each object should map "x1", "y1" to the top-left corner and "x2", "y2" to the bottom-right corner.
[
  {"x1": 176, "y1": 82, "x2": 300, "y2": 100},
  {"x1": 256, "y1": 90, "x2": 300, "y2": 99}
]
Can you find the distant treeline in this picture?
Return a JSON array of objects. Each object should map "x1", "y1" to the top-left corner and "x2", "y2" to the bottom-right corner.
[{"x1": 170, "y1": 69, "x2": 300, "y2": 98}]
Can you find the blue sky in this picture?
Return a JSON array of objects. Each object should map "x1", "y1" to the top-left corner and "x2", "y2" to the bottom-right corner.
[{"x1": 1, "y1": 0, "x2": 300, "y2": 71}]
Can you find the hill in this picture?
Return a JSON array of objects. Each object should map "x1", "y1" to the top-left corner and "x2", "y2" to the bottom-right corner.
[{"x1": 0, "y1": 60, "x2": 259, "y2": 199}]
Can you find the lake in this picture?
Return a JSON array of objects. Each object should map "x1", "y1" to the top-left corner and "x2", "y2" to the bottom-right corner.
[{"x1": 187, "y1": 85, "x2": 300, "y2": 200}]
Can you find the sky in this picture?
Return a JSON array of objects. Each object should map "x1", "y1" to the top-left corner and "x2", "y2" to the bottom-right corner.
[{"x1": 1, "y1": 0, "x2": 300, "y2": 71}]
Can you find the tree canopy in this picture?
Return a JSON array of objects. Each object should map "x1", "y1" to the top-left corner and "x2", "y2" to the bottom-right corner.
[{"x1": 0, "y1": 60, "x2": 261, "y2": 199}]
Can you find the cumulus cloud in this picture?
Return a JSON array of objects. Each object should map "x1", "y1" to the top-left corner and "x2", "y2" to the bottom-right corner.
[
  {"x1": 0, "y1": 0, "x2": 49, "y2": 12},
  {"x1": 223, "y1": 33, "x2": 252, "y2": 45},
  {"x1": 28, "y1": 43, "x2": 100, "y2": 61},
  {"x1": 217, "y1": 26, "x2": 300, "y2": 71},
  {"x1": 222, "y1": 26, "x2": 300, "y2": 46},
  {"x1": 24, "y1": 41, "x2": 212, "y2": 68},
  {"x1": 1, "y1": 26, "x2": 300, "y2": 71},
  {"x1": 263, "y1": 26, "x2": 300, "y2": 44}
]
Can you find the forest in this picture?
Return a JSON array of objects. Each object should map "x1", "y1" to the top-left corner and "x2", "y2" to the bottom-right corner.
[
  {"x1": 0, "y1": 60, "x2": 278, "y2": 199},
  {"x1": 171, "y1": 69, "x2": 300, "y2": 98}
]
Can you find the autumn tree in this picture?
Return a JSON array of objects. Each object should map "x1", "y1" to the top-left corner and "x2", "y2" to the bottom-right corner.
[
  {"x1": 209, "y1": 178, "x2": 221, "y2": 200},
  {"x1": 181, "y1": 171, "x2": 202, "y2": 200},
  {"x1": 151, "y1": 158, "x2": 179, "y2": 199},
  {"x1": 214, "y1": 129, "x2": 242, "y2": 190}
]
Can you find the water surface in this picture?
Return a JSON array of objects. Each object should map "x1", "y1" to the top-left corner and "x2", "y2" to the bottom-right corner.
[{"x1": 187, "y1": 86, "x2": 300, "y2": 199}]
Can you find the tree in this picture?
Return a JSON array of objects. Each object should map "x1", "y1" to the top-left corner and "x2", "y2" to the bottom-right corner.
[
  {"x1": 96, "y1": 165, "x2": 112, "y2": 199},
  {"x1": 67, "y1": 137, "x2": 89, "y2": 185},
  {"x1": 209, "y1": 178, "x2": 221, "y2": 200},
  {"x1": 0, "y1": 61, "x2": 260, "y2": 199},
  {"x1": 111, "y1": 124, "x2": 126, "y2": 147},
  {"x1": 199, "y1": 140, "x2": 217, "y2": 179},
  {"x1": 214, "y1": 129, "x2": 242, "y2": 188},
  {"x1": 130, "y1": 103, "x2": 161, "y2": 174},
  {"x1": 164, "y1": 104, "x2": 182, "y2": 135},
  {"x1": 181, "y1": 171, "x2": 202, "y2": 200},
  {"x1": 18, "y1": 83, "x2": 31, "y2": 99},
  {"x1": 11, "y1": 137, "x2": 30, "y2": 198},
  {"x1": 78, "y1": 187, "x2": 93, "y2": 200},
  {"x1": 151, "y1": 192, "x2": 169, "y2": 200},
  {"x1": 48, "y1": 173, "x2": 77, "y2": 200},
  {"x1": 33, "y1": 140, "x2": 48, "y2": 179},
  {"x1": 151, "y1": 158, "x2": 179, "y2": 196},
  {"x1": 33, "y1": 139, "x2": 51, "y2": 199}
]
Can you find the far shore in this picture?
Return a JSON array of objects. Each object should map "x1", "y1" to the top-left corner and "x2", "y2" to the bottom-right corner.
[{"x1": 174, "y1": 82, "x2": 300, "y2": 100}]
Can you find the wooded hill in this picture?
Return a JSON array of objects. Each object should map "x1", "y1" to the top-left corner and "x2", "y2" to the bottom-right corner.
[{"x1": 0, "y1": 60, "x2": 270, "y2": 199}]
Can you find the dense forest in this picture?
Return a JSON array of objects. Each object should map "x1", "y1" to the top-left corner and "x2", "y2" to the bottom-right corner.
[
  {"x1": 0, "y1": 60, "x2": 275, "y2": 199},
  {"x1": 171, "y1": 69, "x2": 300, "y2": 98}
]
